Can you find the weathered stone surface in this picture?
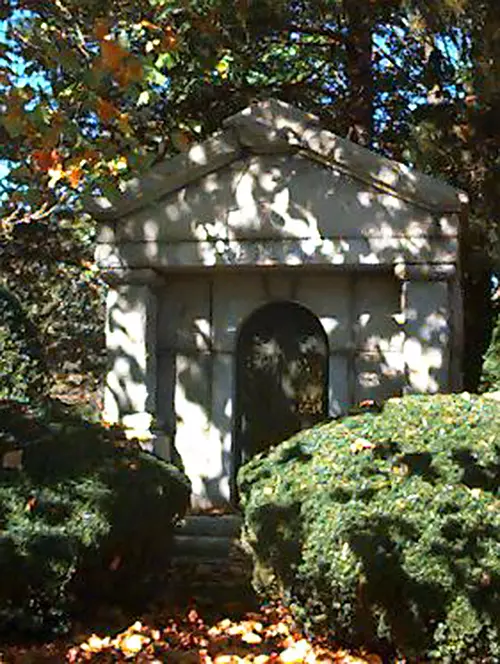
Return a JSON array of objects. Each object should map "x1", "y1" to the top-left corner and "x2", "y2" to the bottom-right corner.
[
  {"x1": 167, "y1": 515, "x2": 254, "y2": 606},
  {"x1": 96, "y1": 235, "x2": 460, "y2": 271},
  {"x1": 176, "y1": 515, "x2": 242, "y2": 538},
  {"x1": 96, "y1": 99, "x2": 465, "y2": 509}
]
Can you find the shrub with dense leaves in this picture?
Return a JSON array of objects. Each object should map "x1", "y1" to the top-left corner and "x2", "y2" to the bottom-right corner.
[
  {"x1": 0, "y1": 215, "x2": 106, "y2": 407},
  {"x1": 0, "y1": 399, "x2": 191, "y2": 637},
  {"x1": 0, "y1": 287, "x2": 49, "y2": 401},
  {"x1": 238, "y1": 393, "x2": 500, "y2": 662},
  {"x1": 482, "y1": 307, "x2": 500, "y2": 392}
]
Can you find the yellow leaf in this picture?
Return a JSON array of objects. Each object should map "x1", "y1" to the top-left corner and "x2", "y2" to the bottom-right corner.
[
  {"x1": 48, "y1": 163, "x2": 64, "y2": 188},
  {"x1": 108, "y1": 155, "x2": 128, "y2": 175},
  {"x1": 117, "y1": 632, "x2": 149, "y2": 656},
  {"x1": 137, "y1": 90, "x2": 150, "y2": 106},
  {"x1": 81, "y1": 634, "x2": 110, "y2": 653},
  {"x1": 350, "y1": 438, "x2": 375, "y2": 453},
  {"x1": 279, "y1": 639, "x2": 313, "y2": 663},
  {"x1": 241, "y1": 631, "x2": 262, "y2": 644},
  {"x1": 140, "y1": 19, "x2": 163, "y2": 31},
  {"x1": 215, "y1": 58, "x2": 229, "y2": 78}
]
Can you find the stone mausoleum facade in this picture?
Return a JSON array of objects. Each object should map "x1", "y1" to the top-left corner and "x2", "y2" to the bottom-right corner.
[{"x1": 91, "y1": 99, "x2": 467, "y2": 509}]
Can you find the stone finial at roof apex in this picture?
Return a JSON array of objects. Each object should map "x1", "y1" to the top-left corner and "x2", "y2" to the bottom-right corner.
[
  {"x1": 222, "y1": 97, "x2": 321, "y2": 151},
  {"x1": 87, "y1": 97, "x2": 468, "y2": 221},
  {"x1": 224, "y1": 98, "x2": 467, "y2": 212}
]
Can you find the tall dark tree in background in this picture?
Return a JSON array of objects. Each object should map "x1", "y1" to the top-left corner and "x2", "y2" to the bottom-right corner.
[
  {"x1": 343, "y1": 0, "x2": 374, "y2": 145},
  {"x1": 1, "y1": 0, "x2": 498, "y2": 398}
]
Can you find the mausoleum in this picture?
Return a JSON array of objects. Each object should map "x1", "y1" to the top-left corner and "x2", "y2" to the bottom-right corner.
[{"x1": 91, "y1": 98, "x2": 467, "y2": 509}]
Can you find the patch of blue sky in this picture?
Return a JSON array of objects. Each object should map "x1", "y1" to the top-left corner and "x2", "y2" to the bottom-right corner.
[
  {"x1": 375, "y1": 24, "x2": 469, "y2": 111},
  {"x1": 0, "y1": 162, "x2": 10, "y2": 181},
  {"x1": 1, "y1": 11, "x2": 52, "y2": 190},
  {"x1": 0, "y1": 10, "x2": 51, "y2": 95}
]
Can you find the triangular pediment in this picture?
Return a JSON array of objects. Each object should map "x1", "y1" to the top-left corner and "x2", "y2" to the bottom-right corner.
[{"x1": 89, "y1": 98, "x2": 466, "y2": 221}]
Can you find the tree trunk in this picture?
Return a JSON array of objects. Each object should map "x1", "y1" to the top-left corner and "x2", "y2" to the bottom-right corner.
[
  {"x1": 343, "y1": 0, "x2": 374, "y2": 146},
  {"x1": 462, "y1": 0, "x2": 500, "y2": 389}
]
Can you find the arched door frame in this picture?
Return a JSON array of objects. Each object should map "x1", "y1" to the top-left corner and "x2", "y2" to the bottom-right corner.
[{"x1": 231, "y1": 299, "x2": 329, "y2": 501}]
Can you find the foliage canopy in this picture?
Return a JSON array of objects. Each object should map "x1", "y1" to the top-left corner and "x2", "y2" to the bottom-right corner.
[{"x1": 1, "y1": 0, "x2": 498, "y2": 389}]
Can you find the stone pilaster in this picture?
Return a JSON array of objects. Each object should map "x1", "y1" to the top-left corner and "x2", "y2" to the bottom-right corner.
[
  {"x1": 103, "y1": 269, "x2": 163, "y2": 442},
  {"x1": 394, "y1": 263, "x2": 458, "y2": 393}
]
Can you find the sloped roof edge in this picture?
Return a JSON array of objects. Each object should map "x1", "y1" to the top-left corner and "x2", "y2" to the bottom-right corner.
[{"x1": 87, "y1": 98, "x2": 468, "y2": 221}]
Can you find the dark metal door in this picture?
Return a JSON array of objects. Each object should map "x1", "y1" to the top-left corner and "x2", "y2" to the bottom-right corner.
[{"x1": 235, "y1": 301, "x2": 328, "y2": 473}]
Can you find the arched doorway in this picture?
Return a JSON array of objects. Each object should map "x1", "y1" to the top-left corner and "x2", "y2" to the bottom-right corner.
[{"x1": 234, "y1": 301, "x2": 329, "y2": 478}]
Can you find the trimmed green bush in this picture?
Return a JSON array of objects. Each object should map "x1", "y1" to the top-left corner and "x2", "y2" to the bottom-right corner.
[
  {"x1": 0, "y1": 399, "x2": 191, "y2": 636},
  {"x1": 238, "y1": 393, "x2": 500, "y2": 662},
  {"x1": 0, "y1": 287, "x2": 49, "y2": 401},
  {"x1": 482, "y1": 308, "x2": 500, "y2": 392}
]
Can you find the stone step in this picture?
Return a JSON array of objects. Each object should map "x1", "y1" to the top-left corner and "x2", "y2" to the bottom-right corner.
[
  {"x1": 172, "y1": 534, "x2": 234, "y2": 558},
  {"x1": 169, "y1": 514, "x2": 253, "y2": 600},
  {"x1": 170, "y1": 562, "x2": 251, "y2": 580},
  {"x1": 175, "y1": 515, "x2": 243, "y2": 538}
]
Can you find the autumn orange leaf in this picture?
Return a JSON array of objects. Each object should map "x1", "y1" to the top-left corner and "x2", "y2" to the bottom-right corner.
[
  {"x1": 67, "y1": 165, "x2": 82, "y2": 188},
  {"x1": 94, "y1": 17, "x2": 110, "y2": 41},
  {"x1": 13, "y1": 603, "x2": 386, "y2": 662},
  {"x1": 115, "y1": 58, "x2": 143, "y2": 86},
  {"x1": 96, "y1": 97, "x2": 119, "y2": 123},
  {"x1": 161, "y1": 26, "x2": 177, "y2": 50},
  {"x1": 100, "y1": 40, "x2": 129, "y2": 71},
  {"x1": 31, "y1": 148, "x2": 60, "y2": 172}
]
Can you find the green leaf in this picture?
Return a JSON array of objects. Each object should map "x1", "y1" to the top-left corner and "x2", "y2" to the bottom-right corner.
[
  {"x1": 155, "y1": 51, "x2": 176, "y2": 70},
  {"x1": 144, "y1": 65, "x2": 168, "y2": 86}
]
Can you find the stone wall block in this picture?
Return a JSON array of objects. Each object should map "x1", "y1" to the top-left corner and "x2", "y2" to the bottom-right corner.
[{"x1": 402, "y1": 281, "x2": 450, "y2": 393}]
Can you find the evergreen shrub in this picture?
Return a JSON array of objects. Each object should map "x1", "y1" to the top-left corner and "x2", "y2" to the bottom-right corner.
[
  {"x1": 0, "y1": 287, "x2": 49, "y2": 401},
  {"x1": 0, "y1": 399, "x2": 191, "y2": 636},
  {"x1": 482, "y1": 308, "x2": 500, "y2": 392},
  {"x1": 238, "y1": 393, "x2": 500, "y2": 662}
]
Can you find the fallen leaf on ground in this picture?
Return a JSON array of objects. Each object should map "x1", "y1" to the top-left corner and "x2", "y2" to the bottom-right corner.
[{"x1": 0, "y1": 602, "x2": 388, "y2": 663}]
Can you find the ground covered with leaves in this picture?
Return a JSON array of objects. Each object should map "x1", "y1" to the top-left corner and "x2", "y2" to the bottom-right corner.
[{"x1": 0, "y1": 604, "x2": 384, "y2": 663}]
